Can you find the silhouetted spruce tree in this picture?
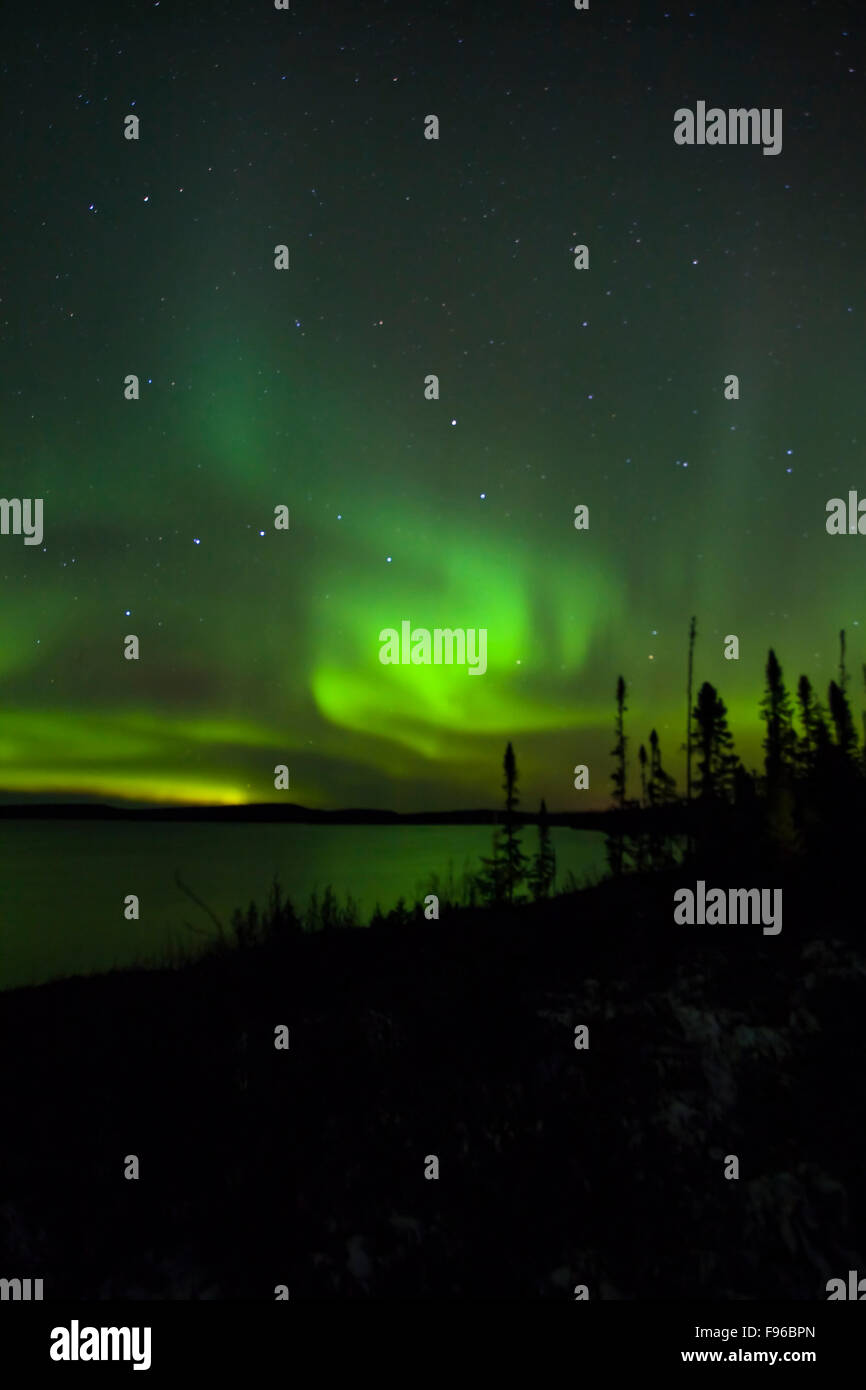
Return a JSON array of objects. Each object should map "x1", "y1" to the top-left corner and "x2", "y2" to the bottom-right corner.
[
  {"x1": 691, "y1": 682, "x2": 739, "y2": 803},
  {"x1": 528, "y1": 798, "x2": 556, "y2": 900},
  {"x1": 633, "y1": 743, "x2": 649, "y2": 870},
  {"x1": 476, "y1": 823, "x2": 507, "y2": 906},
  {"x1": 264, "y1": 876, "x2": 301, "y2": 945},
  {"x1": 793, "y1": 673, "x2": 844, "y2": 855},
  {"x1": 760, "y1": 649, "x2": 798, "y2": 857},
  {"x1": 606, "y1": 676, "x2": 629, "y2": 876},
  {"x1": 795, "y1": 674, "x2": 827, "y2": 775},
  {"x1": 477, "y1": 742, "x2": 529, "y2": 905},
  {"x1": 320, "y1": 885, "x2": 339, "y2": 931},
  {"x1": 501, "y1": 742, "x2": 530, "y2": 902},
  {"x1": 648, "y1": 728, "x2": 677, "y2": 806},
  {"x1": 646, "y1": 728, "x2": 677, "y2": 869},
  {"x1": 828, "y1": 678, "x2": 858, "y2": 761},
  {"x1": 685, "y1": 616, "x2": 697, "y2": 805},
  {"x1": 760, "y1": 649, "x2": 796, "y2": 784},
  {"x1": 830, "y1": 634, "x2": 860, "y2": 801},
  {"x1": 805, "y1": 672, "x2": 864, "y2": 859},
  {"x1": 231, "y1": 899, "x2": 260, "y2": 949},
  {"x1": 684, "y1": 616, "x2": 698, "y2": 859},
  {"x1": 839, "y1": 627, "x2": 849, "y2": 694}
]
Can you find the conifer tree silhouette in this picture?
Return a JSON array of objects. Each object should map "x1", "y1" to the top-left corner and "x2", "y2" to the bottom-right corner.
[
  {"x1": 691, "y1": 681, "x2": 739, "y2": 803},
  {"x1": 606, "y1": 676, "x2": 628, "y2": 876},
  {"x1": 760, "y1": 649, "x2": 796, "y2": 784},
  {"x1": 795, "y1": 674, "x2": 827, "y2": 775},
  {"x1": 828, "y1": 678, "x2": 857, "y2": 761},
  {"x1": 645, "y1": 728, "x2": 678, "y2": 869},
  {"x1": 648, "y1": 728, "x2": 677, "y2": 807},
  {"x1": 685, "y1": 616, "x2": 697, "y2": 805},
  {"x1": 477, "y1": 742, "x2": 529, "y2": 905},
  {"x1": 760, "y1": 650, "x2": 798, "y2": 858},
  {"x1": 528, "y1": 798, "x2": 556, "y2": 900}
]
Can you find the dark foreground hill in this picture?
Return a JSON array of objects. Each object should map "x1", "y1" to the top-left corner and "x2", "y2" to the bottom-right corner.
[{"x1": 1, "y1": 868, "x2": 864, "y2": 1299}]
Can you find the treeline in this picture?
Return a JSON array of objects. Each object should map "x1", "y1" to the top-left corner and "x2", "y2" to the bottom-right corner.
[
  {"x1": 606, "y1": 622, "x2": 866, "y2": 878},
  {"x1": 473, "y1": 621, "x2": 866, "y2": 904},
  {"x1": 209, "y1": 620, "x2": 866, "y2": 940},
  {"x1": 604, "y1": 620, "x2": 866, "y2": 876}
]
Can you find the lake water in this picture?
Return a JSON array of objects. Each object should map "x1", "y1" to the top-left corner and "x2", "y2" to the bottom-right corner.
[{"x1": 0, "y1": 820, "x2": 608, "y2": 991}]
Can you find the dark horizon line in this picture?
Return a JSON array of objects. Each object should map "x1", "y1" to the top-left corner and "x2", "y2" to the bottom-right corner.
[{"x1": 0, "y1": 797, "x2": 660, "y2": 829}]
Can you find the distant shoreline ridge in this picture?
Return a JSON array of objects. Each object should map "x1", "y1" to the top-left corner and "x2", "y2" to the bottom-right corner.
[{"x1": 0, "y1": 800, "x2": 679, "y2": 830}]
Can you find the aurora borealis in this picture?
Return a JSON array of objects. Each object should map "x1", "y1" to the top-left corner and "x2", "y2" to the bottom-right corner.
[{"x1": 2, "y1": 0, "x2": 864, "y2": 812}]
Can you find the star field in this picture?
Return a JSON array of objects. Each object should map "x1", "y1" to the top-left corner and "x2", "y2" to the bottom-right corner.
[{"x1": 1, "y1": 0, "x2": 864, "y2": 810}]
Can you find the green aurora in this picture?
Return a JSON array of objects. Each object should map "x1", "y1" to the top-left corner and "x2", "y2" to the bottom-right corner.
[{"x1": 1, "y1": 3, "x2": 863, "y2": 811}]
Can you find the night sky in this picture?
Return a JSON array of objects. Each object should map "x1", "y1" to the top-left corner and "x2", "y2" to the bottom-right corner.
[{"x1": 1, "y1": 0, "x2": 863, "y2": 811}]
